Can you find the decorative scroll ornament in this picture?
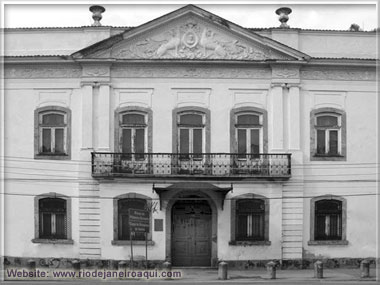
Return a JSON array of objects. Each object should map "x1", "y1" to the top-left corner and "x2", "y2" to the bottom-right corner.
[{"x1": 112, "y1": 20, "x2": 277, "y2": 60}]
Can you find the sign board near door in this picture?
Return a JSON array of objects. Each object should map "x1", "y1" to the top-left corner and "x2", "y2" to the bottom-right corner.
[{"x1": 129, "y1": 209, "x2": 149, "y2": 232}]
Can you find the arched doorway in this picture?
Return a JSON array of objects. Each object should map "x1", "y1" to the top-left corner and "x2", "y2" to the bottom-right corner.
[{"x1": 171, "y1": 197, "x2": 212, "y2": 266}]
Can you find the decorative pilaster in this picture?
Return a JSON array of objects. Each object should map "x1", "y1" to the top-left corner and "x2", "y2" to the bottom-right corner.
[
  {"x1": 80, "y1": 83, "x2": 94, "y2": 150},
  {"x1": 80, "y1": 63, "x2": 112, "y2": 152},
  {"x1": 270, "y1": 83, "x2": 284, "y2": 151},
  {"x1": 270, "y1": 65, "x2": 304, "y2": 261},
  {"x1": 77, "y1": 64, "x2": 111, "y2": 260},
  {"x1": 98, "y1": 83, "x2": 111, "y2": 152},
  {"x1": 288, "y1": 84, "x2": 301, "y2": 150}
]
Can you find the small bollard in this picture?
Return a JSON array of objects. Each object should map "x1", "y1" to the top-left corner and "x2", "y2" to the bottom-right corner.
[
  {"x1": 118, "y1": 261, "x2": 127, "y2": 280},
  {"x1": 27, "y1": 259, "x2": 36, "y2": 279},
  {"x1": 72, "y1": 260, "x2": 81, "y2": 270},
  {"x1": 72, "y1": 260, "x2": 80, "y2": 279},
  {"x1": 162, "y1": 261, "x2": 172, "y2": 280},
  {"x1": 314, "y1": 260, "x2": 323, "y2": 279},
  {"x1": 266, "y1": 261, "x2": 276, "y2": 279},
  {"x1": 218, "y1": 261, "x2": 228, "y2": 280},
  {"x1": 27, "y1": 259, "x2": 36, "y2": 270},
  {"x1": 360, "y1": 259, "x2": 370, "y2": 278}
]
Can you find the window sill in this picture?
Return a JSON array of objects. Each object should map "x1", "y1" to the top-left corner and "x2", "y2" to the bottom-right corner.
[
  {"x1": 229, "y1": 240, "x2": 271, "y2": 246},
  {"x1": 32, "y1": 238, "x2": 74, "y2": 244},
  {"x1": 112, "y1": 240, "x2": 155, "y2": 246},
  {"x1": 308, "y1": 240, "x2": 348, "y2": 246},
  {"x1": 311, "y1": 154, "x2": 346, "y2": 161},
  {"x1": 35, "y1": 154, "x2": 70, "y2": 160},
  {"x1": 314, "y1": 154, "x2": 344, "y2": 158}
]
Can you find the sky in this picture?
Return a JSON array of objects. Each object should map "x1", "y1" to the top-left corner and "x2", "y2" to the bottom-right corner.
[{"x1": 2, "y1": 2, "x2": 378, "y2": 31}]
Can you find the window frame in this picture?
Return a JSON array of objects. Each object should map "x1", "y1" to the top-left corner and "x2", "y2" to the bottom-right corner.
[
  {"x1": 112, "y1": 193, "x2": 154, "y2": 246},
  {"x1": 235, "y1": 199, "x2": 265, "y2": 241},
  {"x1": 310, "y1": 108, "x2": 346, "y2": 161},
  {"x1": 32, "y1": 193, "x2": 73, "y2": 244},
  {"x1": 229, "y1": 193, "x2": 270, "y2": 246},
  {"x1": 177, "y1": 111, "x2": 206, "y2": 158},
  {"x1": 114, "y1": 106, "x2": 153, "y2": 155},
  {"x1": 230, "y1": 107, "x2": 268, "y2": 155},
  {"x1": 34, "y1": 106, "x2": 71, "y2": 160},
  {"x1": 309, "y1": 195, "x2": 348, "y2": 245},
  {"x1": 173, "y1": 107, "x2": 210, "y2": 154},
  {"x1": 119, "y1": 111, "x2": 148, "y2": 160},
  {"x1": 235, "y1": 112, "x2": 263, "y2": 159}
]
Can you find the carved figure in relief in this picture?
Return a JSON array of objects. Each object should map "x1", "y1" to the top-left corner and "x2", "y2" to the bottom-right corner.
[
  {"x1": 199, "y1": 29, "x2": 227, "y2": 58},
  {"x1": 156, "y1": 28, "x2": 181, "y2": 57}
]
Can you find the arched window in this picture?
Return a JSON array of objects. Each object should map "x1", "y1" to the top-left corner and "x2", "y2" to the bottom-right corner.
[
  {"x1": 311, "y1": 108, "x2": 346, "y2": 161},
  {"x1": 315, "y1": 114, "x2": 340, "y2": 155},
  {"x1": 39, "y1": 198, "x2": 67, "y2": 239},
  {"x1": 112, "y1": 193, "x2": 153, "y2": 245},
  {"x1": 119, "y1": 111, "x2": 148, "y2": 160},
  {"x1": 236, "y1": 199, "x2": 265, "y2": 241},
  {"x1": 309, "y1": 195, "x2": 348, "y2": 245},
  {"x1": 118, "y1": 198, "x2": 147, "y2": 241},
  {"x1": 177, "y1": 111, "x2": 205, "y2": 159},
  {"x1": 34, "y1": 106, "x2": 71, "y2": 159},
  {"x1": 33, "y1": 193, "x2": 73, "y2": 244},
  {"x1": 172, "y1": 107, "x2": 210, "y2": 175},
  {"x1": 114, "y1": 107, "x2": 153, "y2": 174},
  {"x1": 315, "y1": 199, "x2": 342, "y2": 240},
  {"x1": 230, "y1": 107, "x2": 268, "y2": 155},
  {"x1": 230, "y1": 194, "x2": 270, "y2": 245},
  {"x1": 235, "y1": 112, "x2": 263, "y2": 159}
]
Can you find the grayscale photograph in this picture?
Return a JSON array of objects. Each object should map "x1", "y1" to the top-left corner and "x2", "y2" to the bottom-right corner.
[{"x1": 0, "y1": 1, "x2": 378, "y2": 284}]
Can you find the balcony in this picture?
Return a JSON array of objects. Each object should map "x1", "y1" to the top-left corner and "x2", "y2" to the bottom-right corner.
[{"x1": 91, "y1": 153, "x2": 291, "y2": 180}]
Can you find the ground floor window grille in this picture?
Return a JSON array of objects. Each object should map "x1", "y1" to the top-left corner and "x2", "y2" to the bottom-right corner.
[
  {"x1": 236, "y1": 199, "x2": 265, "y2": 241},
  {"x1": 39, "y1": 198, "x2": 67, "y2": 239},
  {"x1": 315, "y1": 199, "x2": 342, "y2": 240}
]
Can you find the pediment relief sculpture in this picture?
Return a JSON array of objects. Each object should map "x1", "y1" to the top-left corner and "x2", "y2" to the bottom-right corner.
[{"x1": 111, "y1": 20, "x2": 283, "y2": 61}]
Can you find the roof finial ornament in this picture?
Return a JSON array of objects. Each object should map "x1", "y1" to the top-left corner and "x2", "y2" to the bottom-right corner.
[
  {"x1": 275, "y1": 7, "x2": 292, "y2": 28},
  {"x1": 89, "y1": 5, "x2": 106, "y2": 26}
]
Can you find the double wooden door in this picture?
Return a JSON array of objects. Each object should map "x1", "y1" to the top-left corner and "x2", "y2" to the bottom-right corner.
[{"x1": 172, "y1": 200, "x2": 212, "y2": 266}]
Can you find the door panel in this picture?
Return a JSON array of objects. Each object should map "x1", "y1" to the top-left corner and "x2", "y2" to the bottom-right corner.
[{"x1": 172, "y1": 201, "x2": 211, "y2": 266}]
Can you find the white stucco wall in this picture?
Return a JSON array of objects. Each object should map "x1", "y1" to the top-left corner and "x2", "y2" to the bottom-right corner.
[{"x1": 3, "y1": 59, "x2": 377, "y2": 262}]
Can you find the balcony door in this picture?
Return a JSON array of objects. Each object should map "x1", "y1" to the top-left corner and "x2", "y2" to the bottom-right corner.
[
  {"x1": 177, "y1": 112, "x2": 205, "y2": 174},
  {"x1": 235, "y1": 113, "x2": 263, "y2": 174},
  {"x1": 118, "y1": 112, "x2": 148, "y2": 174}
]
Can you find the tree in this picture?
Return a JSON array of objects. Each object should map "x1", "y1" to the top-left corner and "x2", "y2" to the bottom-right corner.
[{"x1": 349, "y1": 23, "x2": 361, "y2": 32}]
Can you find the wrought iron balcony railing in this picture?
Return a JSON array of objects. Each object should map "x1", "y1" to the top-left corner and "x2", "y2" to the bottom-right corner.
[{"x1": 91, "y1": 153, "x2": 291, "y2": 179}]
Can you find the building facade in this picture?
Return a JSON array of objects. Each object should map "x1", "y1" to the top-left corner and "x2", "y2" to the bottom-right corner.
[{"x1": 2, "y1": 5, "x2": 378, "y2": 269}]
